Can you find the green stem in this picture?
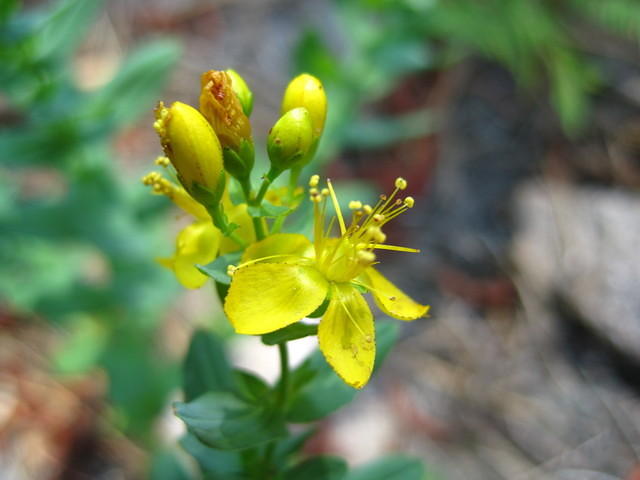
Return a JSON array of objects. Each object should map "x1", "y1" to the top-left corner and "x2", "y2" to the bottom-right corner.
[
  {"x1": 209, "y1": 204, "x2": 247, "y2": 248},
  {"x1": 252, "y1": 216, "x2": 267, "y2": 241},
  {"x1": 276, "y1": 342, "x2": 290, "y2": 409},
  {"x1": 252, "y1": 167, "x2": 281, "y2": 207},
  {"x1": 239, "y1": 177, "x2": 252, "y2": 204},
  {"x1": 261, "y1": 342, "x2": 290, "y2": 477}
]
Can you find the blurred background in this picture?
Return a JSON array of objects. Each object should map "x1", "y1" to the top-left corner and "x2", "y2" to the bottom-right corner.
[{"x1": 2, "y1": 0, "x2": 640, "y2": 479}]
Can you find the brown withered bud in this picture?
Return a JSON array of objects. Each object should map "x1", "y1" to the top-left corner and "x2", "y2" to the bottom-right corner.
[{"x1": 199, "y1": 70, "x2": 252, "y2": 150}]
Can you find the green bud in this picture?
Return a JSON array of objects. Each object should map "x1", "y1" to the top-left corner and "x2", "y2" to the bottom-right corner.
[
  {"x1": 153, "y1": 101, "x2": 225, "y2": 206},
  {"x1": 226, "y1": 69, "x2": 254, "y2": 117},
  {"x1": 267, "y1": 107, "x2": 313, "y2": 173}
]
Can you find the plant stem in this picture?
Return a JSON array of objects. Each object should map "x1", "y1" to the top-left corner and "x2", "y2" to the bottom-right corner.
[
  {"x1": 239, "y1": 177, "x2": 252, "y2": 203},
  {"x1": 276, "y1": 342, "x2": 290, "y2": 409},
  {"x1": 209, "y1": 204, "x2": 247, "y2": 248}
]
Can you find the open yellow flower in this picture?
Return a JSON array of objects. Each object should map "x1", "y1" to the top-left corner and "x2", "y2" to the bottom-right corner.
[
  {"x1": 142, "y1": 167, "x2": 255, "y2": 289},
  {"x1": 224, "y1": 176, "x2": 429, "y2": 388}
]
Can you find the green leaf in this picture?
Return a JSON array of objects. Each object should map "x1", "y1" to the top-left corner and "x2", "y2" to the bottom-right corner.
[
  {"x1": 198, "y1": 251, "x2": 242, "y2": 285},
  {"x1": 261, "y1": 323, "x2": 318, "y2": 346},
  {"x1": 183, "y1": 330, "x2": 236, "y2": 402},
  {"x1": 0, "y1": 0, "x2": 18, "y2": 24},
  {"x1": 175, "y1": 392, "x2": 287, "y2": 450},
  {"x1": 271, "y1": 427, "x2": 317, "y2": 468},
  {"x1": 234, "y1": 369, "x2": 271, "y2": 403},
  {"x1": 286, "y1": 321, "x2": 399, "y2": 423},
  {"x1": 84, "y1": 39, "x2": 182, "y2": 128},
  {"x1": 35, "y1": 0, "x2": 104, "y2": 60},
  {"x1": 149, "y1": 449, "x2": 192, "y2": 480},
  {"x1": 284, "y1": 456, "x2": 348, "y2": 480},
  {"x1": 345, "y1": 456, "x2": 425, "y2": 480},
  {"x1": 342, "y1": 109, "x2": 437, "y2": 150},
  {"x1": 180, "y1": 433, "x2": 244, "y2": 479}
]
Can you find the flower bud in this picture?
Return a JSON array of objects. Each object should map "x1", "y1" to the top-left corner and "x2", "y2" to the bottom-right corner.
[
  {"x1": 281, "y1": 73, "x2": 327, "y2": 139},
  {"x1": 267, "y1": 107, "x2": 313, "y2": 172},
  {"x1": 154, "y1": 101, "x2": 223, "y2": 200},
  {"x1": 225, "y1": 69, "x2": 253, "y2": 116},
  {"x1": 200, "y1": 70, "x2": 252, "y2": 150}
]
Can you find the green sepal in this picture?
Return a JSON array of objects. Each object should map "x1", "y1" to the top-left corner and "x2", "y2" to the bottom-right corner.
[
  {"x1": 191, "y1": 171, "x2": 227, "y2": 210},
  {"x1": 197, "y1": 251, "x2": 242, "y2": 285},
  {"x1": 261, "y1": 322, "x2": 318, "y2": 346},
  {"x1": 222, "y1": 139, "x2": 254, "y2": 180},
  {"x1": 307, "y1": 296, "x2": 330, "y2": 318}
]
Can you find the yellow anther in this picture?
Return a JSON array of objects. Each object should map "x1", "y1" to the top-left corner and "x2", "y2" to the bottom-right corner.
[
  {"x1": 321, "y1": 188, "x2": 329, "y2": 197},
  {"x1": 310, "y1": 194, "x2": 322, "y2": 203},
  {"x1": 309, "y1": 187, "x2": 319, "y2": 195},
  {"x1": 348, "y1": 200, "x2": 362, "y2": 210},
  {"x1": 155, "y1": 155, "x2": 170, "y2": 167},
  {"x1": 357, "y1": 250, "x2": 376, "y2": 265},
  {"x1": 395, "y1": 177, "x2": 408, "y2": 190},
  {"x1": 363, "y1": 205, "x2": 373, "y2": 214},
  {"x1": 404, "y1": 196, "x2": 415, "y2": 208},
  {"x1": 309, "y1": 174, "x2": 320, "y2": 187},
  {"x1": 373, "y1": 214, "x2": 385, "y2": 223},
  {"x1": 376, "y1": 231, "x2": 387, "y2": 244},
  {"x1": 227, "y1": 265, "x2": 237, "y2": 276}
]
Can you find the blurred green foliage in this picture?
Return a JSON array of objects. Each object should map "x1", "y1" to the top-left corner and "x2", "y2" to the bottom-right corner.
[
  {"x1": 297, "y1": 0, "x2": 640, "y2": 136},
  {"x1": 0, "y1": 0, "x2": 181, "y2": 441}
]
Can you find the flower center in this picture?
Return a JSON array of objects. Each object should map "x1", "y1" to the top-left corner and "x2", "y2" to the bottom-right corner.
[{"x1": 309, "y1": 176, "x2": 416, "y2": 283}]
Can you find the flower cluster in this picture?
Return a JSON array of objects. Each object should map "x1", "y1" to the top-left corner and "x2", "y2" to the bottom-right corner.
[{"x1": 145, "y1": 69, "x2": 429, "y2": 388}]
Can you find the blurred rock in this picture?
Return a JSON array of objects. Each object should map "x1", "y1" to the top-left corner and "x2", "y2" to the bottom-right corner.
[{"x1": 512, "y1": 181, "x2": 640, "y2": 363}]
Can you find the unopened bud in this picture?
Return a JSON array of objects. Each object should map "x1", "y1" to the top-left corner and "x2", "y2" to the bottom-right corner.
[
  {"x1": 267, "y1": 107, "x2": 313, "y2": 172},
  {"x1": 281, "y1": 73, "x2": 327, "y2": 139},
  {"x1": 200, "y1": 70, "x2": 252, "y2": 150},
  {"x1": 154, "y1": 101, "x2": 224, "y2": 201},
  {"x1": 225, "y1": 69, "x2": 254, "y2": 117}
]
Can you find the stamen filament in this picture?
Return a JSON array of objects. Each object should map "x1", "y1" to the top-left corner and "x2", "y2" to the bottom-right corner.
[
  {"x1": 326, "y1": 179, "x2": 346, "y2": 235},
  {"x1": 371, "y1": 244, "x2": 420, "y2": 253}
]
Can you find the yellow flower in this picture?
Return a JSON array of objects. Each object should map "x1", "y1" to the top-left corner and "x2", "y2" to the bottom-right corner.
[
  {"x1": 143, "y1": 170, "x2": 255, "y2": 289},
  {"x1": 224, "y1": 176, "x2": 429, "y2": 388}
]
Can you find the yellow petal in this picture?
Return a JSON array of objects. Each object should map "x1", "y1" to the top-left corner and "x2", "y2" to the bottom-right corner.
[
  {"x1": 173, "y1": 221, "x2": 220, "y2": 289},
  {"x1": 318, "y1": 284, "x2": 375, "y2": 389},
  {"x1": 241, "y1": 233, "x2": 313, "y2": 263},
  {"x1": 362, "y1": 267, "x2": 429, "y2": 321},
  {"x1": 225, "y1": 263, "x2": 328, "y2": 334},
  {"x1": 220, "y1": 203, "x2": 256, "y2": 254}
]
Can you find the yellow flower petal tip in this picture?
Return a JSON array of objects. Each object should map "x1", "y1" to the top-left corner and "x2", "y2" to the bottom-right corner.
[{"x1": 319, "y1": 285, "x2": 375, "y2": 389}]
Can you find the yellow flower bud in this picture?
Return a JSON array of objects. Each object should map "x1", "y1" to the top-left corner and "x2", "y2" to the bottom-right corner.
[
  {"x1": 225, "y1": 69, "x2": 253, "y2": 117},
  {"x1": 154, "y1": 101, "x2": 224, "y2": 199},
  {"x1": 281, "y1": 73, "x2": 327, "y2": 139},
  {"x1": 267, "y1": 107, "x2": 313, "y2": 172},
  {"x1": 200, "y1": 70, "x2": 252, "y2": 150}
]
